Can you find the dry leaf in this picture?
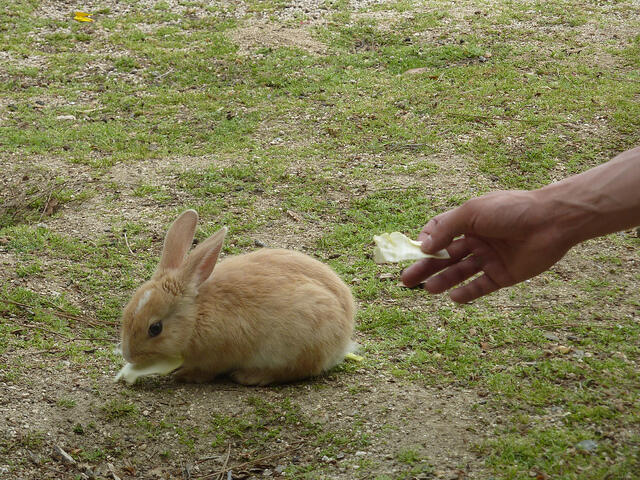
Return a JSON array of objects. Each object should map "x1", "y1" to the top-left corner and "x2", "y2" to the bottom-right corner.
[
  {"x1": 286, "y1": 210, "x2": 303, "y2": 222},
  {"x1": 555, "y1": 345, "x2": 572, "y2": 354},
  {"x1": 44, "y1": 197, "x2": 59, "y2": 217}
]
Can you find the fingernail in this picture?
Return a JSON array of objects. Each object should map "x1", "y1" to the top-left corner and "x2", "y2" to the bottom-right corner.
[{"x1": 420, "y1": 234, "x2": 433, "y2": 252}]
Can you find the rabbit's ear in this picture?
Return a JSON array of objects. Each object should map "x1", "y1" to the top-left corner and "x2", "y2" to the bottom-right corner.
[
  {"x1": 181, "y1": 227, "x2": 227, "y2": 287},
  {"x1": 158, "y1": 210, "x2": 199, "y2": 272}
]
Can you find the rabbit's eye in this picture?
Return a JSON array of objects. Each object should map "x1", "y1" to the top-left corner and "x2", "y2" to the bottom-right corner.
[{"x1": 148, "y1": 321, "x2": 162, "y2": 337}]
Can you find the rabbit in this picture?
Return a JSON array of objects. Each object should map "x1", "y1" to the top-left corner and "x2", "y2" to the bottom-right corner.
[{"x1": 119, "y1": 209, "x2": 356, "y2": 385}]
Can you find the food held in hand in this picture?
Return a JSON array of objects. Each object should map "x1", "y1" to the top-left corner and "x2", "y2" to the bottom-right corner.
[{"x1": 373, "y1": 232, "x2": 449, "y2": 263}]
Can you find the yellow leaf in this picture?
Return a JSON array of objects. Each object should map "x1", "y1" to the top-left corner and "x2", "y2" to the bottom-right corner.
[{"x1": 73, "y1": 11, "x2": 94, "y2": 22}]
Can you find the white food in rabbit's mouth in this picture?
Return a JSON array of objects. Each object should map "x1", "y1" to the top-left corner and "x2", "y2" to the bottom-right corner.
[
  {"x1": 114, "y1": 357, "x2": 183, "y2": 384},
  {"x1": 373, "y1": 232, "x2": 450, "y2": 264}
]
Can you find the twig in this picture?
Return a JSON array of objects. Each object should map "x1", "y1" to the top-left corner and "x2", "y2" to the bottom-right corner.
[
  {"x1": 196, "y1": 455, "x2": 223, "y2": 464},
  {"x1": 146, "y1": 447, "x2": 157, "y2": 462},
  {"x1": 38, "y1": 189, "x2": 54, "y2": 222},
  {"x1": 28, "y1": 348, "x2": 64, "y2": 355},
  {"x1": 218, "y1": 443, "x2": 231, "y2": 480},
  {"x1": 183, "y1": 461, "x2": 192, "y2": 480},
  {"x1": 10, "y1": 320, "x2": 71, "y2": 341},
  {"x1": 8, "y1": 319, "x2": 115, "y2": 343},
  {"x1": 156, "y1": 68, "x2": 175, "y2": 80},
  {"x1": 0, "y1": 298, "x2": 118, "y2": 329},
  {"x1": 197, "y1": 442, "x2": 304, "y2": 480},
  {"x1": 107, "y1": 463, "x2": 122, "y2": 480},
  {"x1": 384, "y1": 143, "x2": 431, "y2": 150},
  {"x1": 124, "y1": 232, "x2": 134, "y2": 255}
]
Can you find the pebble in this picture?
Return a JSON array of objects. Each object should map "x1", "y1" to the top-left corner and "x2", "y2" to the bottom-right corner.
[
  {"x1": 576, "y1": 439, "x2": 598, "y2": 452},
  {"x1": 56, "y1": 115, "x2": 77, "y2": 121}
]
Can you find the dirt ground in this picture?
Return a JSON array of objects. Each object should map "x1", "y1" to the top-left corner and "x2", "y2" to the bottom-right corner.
[{"x1": 1, "y1": 0, "x2": 639, "y2": 479}]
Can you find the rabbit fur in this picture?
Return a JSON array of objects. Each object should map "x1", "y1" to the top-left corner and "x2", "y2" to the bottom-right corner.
[{"x1": 120, "y1": 210, "x2": 356, "y2": 385}]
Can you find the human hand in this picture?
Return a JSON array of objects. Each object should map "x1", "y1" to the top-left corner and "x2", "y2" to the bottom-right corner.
[{"x1": 401, "y1": 190, "x2": 574, "y2": 303}]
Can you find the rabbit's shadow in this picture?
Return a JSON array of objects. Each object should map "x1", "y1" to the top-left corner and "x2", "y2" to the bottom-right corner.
[{"x1": 122, "y1": 373, "x2": 322, "y2": 394}]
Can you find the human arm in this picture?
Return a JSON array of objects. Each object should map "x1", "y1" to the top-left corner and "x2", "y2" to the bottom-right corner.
[{"x1": 401, "y1": 146, "x2": 640, "y2": 303}]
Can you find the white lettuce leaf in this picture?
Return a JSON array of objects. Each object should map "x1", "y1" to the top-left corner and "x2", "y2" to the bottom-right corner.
[
  {"x1": 114, "y1": 357, "x2": 183, "y2": 384},
  {"x1": 373, "y1": 232, "x2": 450, "y2": 264}
]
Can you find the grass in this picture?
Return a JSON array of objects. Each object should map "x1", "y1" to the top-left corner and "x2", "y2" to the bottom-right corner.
[{"x1": 1, "y1": 0, "x2": 639, "y2": 479}]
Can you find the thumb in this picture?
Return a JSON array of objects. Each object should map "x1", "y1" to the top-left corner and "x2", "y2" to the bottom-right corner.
[{"x1": 419, "y1": 206, "x2": 471, "y2": 253}]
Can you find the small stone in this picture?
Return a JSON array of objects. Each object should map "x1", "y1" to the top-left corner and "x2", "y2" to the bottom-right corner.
[
  {"x1": 336, "y1": 452, "x2": 345, "y2": 460},
  {"x1": 573, "y1": 349, "x2": 585, "y2": 360},
  {"x1": 543, "y1": 332, "x2": 560, "y2": 342},
  {"x1": 254, "y1": 239, "x2": 267, "y2": 248},
  {"x1": 403, "y1": 67, "x2": 429, "y2": 75},
  {"x1": 321, "y1": 455, "x2": 331, "y2": 463},
  {"x1": 53, "y1": 445, "x2": 76, "y2": 465},
  {"x1": 355, "y1": 451, "x2": 367, "y2": 457},
  {"x1": 56, "y1": 115, "x2": 77, "y2": 121},
  {"x1": 613, "y1": 351, "x2": 628, "y2": 362},
  {"x1": 275, "y1": 465, "x2": 286, "y2": 474},
  {"x1": 263, "y1": 469, "x2": 273, "y2": 477},
  {"x1": 555, "y1": 345, "x2": 572, "y2": 354},
  {"x1": 576, "y1": 439, "x2": 598, "y2": 452}
]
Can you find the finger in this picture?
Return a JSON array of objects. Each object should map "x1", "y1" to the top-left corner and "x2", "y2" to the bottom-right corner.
[
  {"x1": 401, "y1": 238, "x2": 472, "y2": 287},
  {"x1": 449, "y1": 274, "x2": 500, "y2": 304},
  {"x1": 423, "y1": 255, "x2": 482, "y2": 294},
  {"x1": 417, "y1": 204, "x2": 473, "y2": 254}
]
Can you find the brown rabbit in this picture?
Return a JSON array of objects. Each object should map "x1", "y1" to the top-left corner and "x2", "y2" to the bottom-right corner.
[{"x1": 119, "y1": 210, "x2": 356, "y2": 385}]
